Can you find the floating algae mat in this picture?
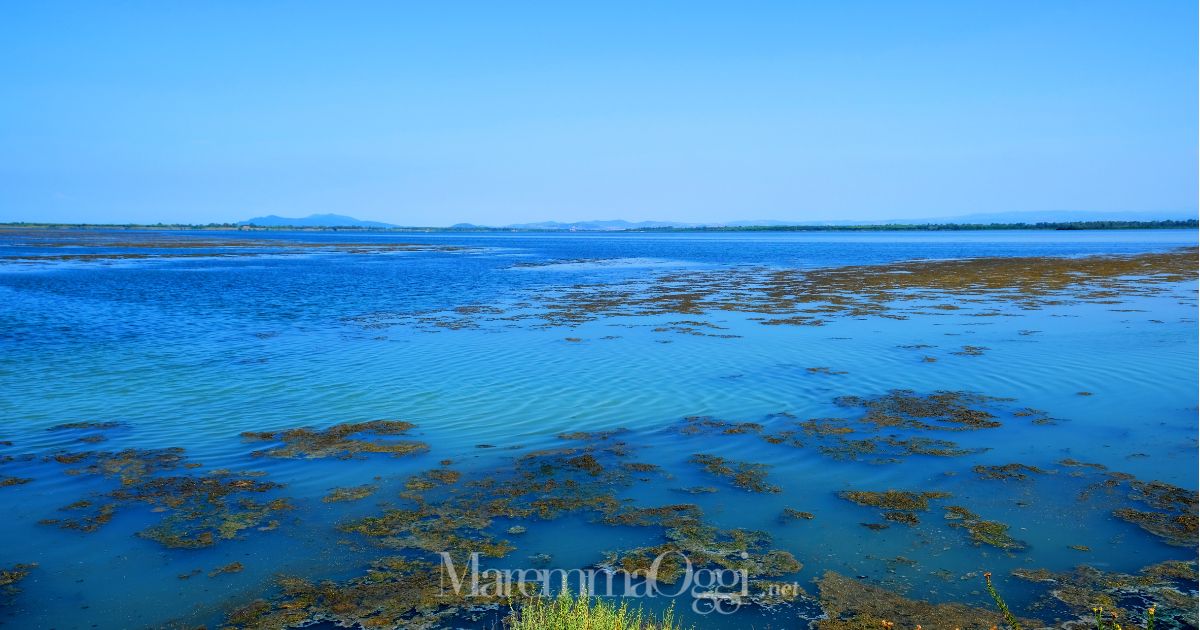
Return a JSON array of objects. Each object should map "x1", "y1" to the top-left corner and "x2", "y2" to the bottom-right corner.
[{"x1": 0, "y1": 229, "x2": 1196, "y2": 629}]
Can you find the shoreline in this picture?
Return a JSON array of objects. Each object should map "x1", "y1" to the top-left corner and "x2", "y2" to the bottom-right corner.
[{"x1": 1, "y1": 219, "x2": 1197, "y2": 233}]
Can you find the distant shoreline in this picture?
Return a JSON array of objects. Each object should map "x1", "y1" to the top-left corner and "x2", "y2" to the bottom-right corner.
[{"x1": 1, "y1": 219, "x2": 1196, "y2": 233}]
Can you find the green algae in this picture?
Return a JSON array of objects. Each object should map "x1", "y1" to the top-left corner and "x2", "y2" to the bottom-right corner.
[
  {"x1": 814, "y1": 570, "x2": 1026, "y2": 630},
  {"x1": 839, "y1": 490, "x2": 951, "y2": 513},
  {"x1": 672, "y1": 486, "x2": 718, "y2": 494},
  {"x1": 1128, "y1": 479, "x2": 1199, "y2": 512},
  {"x1": 1059, "y1": 458, "x2": 1107, "y2": 470},
  {"x1": 323, "y1": 484, "x2": 379, "y2": 503},
  {"x1": 942, "y1": 505, "x2": 1027, "y2": 551},
  {"x1": 557, "y1": 429, "x2": 629, "y2": 441},
  {"x1": 602, "y1": 505, "x2": 800, "y2": 584},
  {"x1": 1067, "y1": 468, "x2": 1199, "y2": 547},
  {"x1": 620, "y1": 462, "x2": 661, "y2": 474},
  {"x1": 396, "y1": 247, "x2": 1200, "y2": 332},
  {"x1": 242, "y1": 420, "x2": 428, "y2": 459},
  {"x1": 50, "y1": 447, "x2": 190, "y2": 484},
  {"x1": 882, "y1": 511, "x2": 921, "y2": 526},
  {"x1": 0, "y1": 563, "x2": 35, "y2": 598},
  {"x1": 229, "y1": 430, "x2": 802, "y2": 629},
  {"x1": 786, "y1": 389, "x2": 1053, "y2": 464},
  {"x1": 48, "y1": 421, "x2": 124, "y2": 431},
  {"x1": 677, "y1": 416, "x2": 764, "y2": 436},
  {"x1": 222, "y1": 557, "x2": 490, "y2": 630},
  {"x1": 835, "y1": 390, "x2": 1009, "y2": 431},
  {"x1": 42, "y1": 447, "x2": 290, "y2": 548},
  {"x1": 209, "y1": 562, "x2": 245, "y2": 578},
  {"x1": 973, "y1": 463, "x2": 1050, "y2": 481},
  {"x1": 669, "y1": 389, "x2": 1025, "y2": 466},
  {"x1": 1012, "y1": 561, "x2": 1197, "y2": 626},
  {"x1": 689, "y1": 453, "x2": 779, "y2": 493},
  {"x1": 1112, "y1": 508, "x2": 1198, "y2": 547},
  {"x1": 780, "y1": 508, "x2": 815, "y2": 522},
  {"x1": 806, "y1": 366, "x2": 848, "y2": 375}
]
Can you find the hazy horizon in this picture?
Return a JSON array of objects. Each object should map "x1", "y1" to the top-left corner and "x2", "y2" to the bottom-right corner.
[{"x1": 2, "y1": 2, "x2": 1196, "y2": 226}]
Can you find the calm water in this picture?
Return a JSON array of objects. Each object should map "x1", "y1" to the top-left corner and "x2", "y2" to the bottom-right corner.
[{"x1": 0, "y1": 229, "x2": 1196, "y2": 629}]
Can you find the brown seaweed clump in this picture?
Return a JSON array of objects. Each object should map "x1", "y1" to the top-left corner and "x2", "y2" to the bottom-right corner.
[
  {"x1": 50, "y1": 447, "x2": 190, "y2": 484},
  {"x1": 0, "y1": 475, "x2": 32, "y2": 488},
  {"x1": 232, "y1": 431, "x2": 801, "y2": 628},
  {"x1": 689, "y1": 453, "x2": 780, "y2": 493},
  {"x1": 780, "y1": 508, "x2": 815, "y2": 522},
  {"x1": 943, "y1": 506, "x2": 1028, "y2": 551},
  {"x1": 1072, "y1": 471, "x2": 1199, "y2": 547},
  {"x1": 1120, "y1": 481, "x2": 1199, "y2": 546},
  {"x1": 322, "y1": 485, "x2": 378, "y2": 503},
  {"x1": 1012, "y1": 560, "x2": 1197, "y2": 627},
  {"x1": 41, "y1": 448, "x2": 290, "y2": 548},
  {"x1": 223, "y1": 557, "x2": 495, "y2": 630},
  {"x1": 664, "y1": 389, "x2": 1049, "y2": 466},
  {"x1": 676, "y1": 416, "x2": 765, "y2": 437},
  {"x1": 834, "y1": 390, "x2": 1008, "y2": 431},
  {"x1": 242, "y1": 420, "x2": 429, "y2": 459},
  {"x1": 4, "y1": 233, "x2": 466, "y2": 267},
  {"x1": 0, "y1": 563, "x2": 35, "y2": 596},
  {"x1": 973, "y1": 463, "x2": 1050, "y2": 481},
  {"x1": 813, "y1": 571, "x2": 1030, "y2": 630},
  {"x1": 209, "y1": 562, "x2": 245, "y2": 578},
  {"x1": 838, "y1": 490, "x2": 951, "y2": 525},
  {"x1": 798, "y1": 390, "x2": 1038, "y2": 464},
  {"x1": 47, "y1": 421, "x2": 124, "y2": 432},
  {"x1": 602, "y1": 504, "x2": 801, "y2": 584},
  {"x1": 1112, "y1": 508, "x2": 1198, "y2": 548},
  {"x1": 340, "y1": 436, "x2": 640, "y2": 562},
  {"x1": 389, "y1": 247, "x2": 1199, "y2": 331}
]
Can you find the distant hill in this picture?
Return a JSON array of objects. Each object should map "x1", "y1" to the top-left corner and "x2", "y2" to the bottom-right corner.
[
  {"x1": 500, "y1": 211, "x2": 1196, "y2": 231},
  {"x1": 503, "y1": 219, "x2": 706, "y2": 230},
  {"x1": 238, "y1": 214, "x2": 395, "y2": 228},
  {"x1": 873, "y1": 210, "x2": 1197, "y2": 225},
  {"x1": 229, "y1": 211, "x2": 1194, "y2": 230}
]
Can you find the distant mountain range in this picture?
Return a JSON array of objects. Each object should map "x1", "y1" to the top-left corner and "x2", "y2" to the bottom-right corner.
[
  {"x1": 491, "y1": 211, "x2": 1196, "y2": 231},
  {"x1": 239, "y1": 214, "x2": 395, "y2": 228},
  {"x1": 239, "y1": 211, "x2": 1195, "y2": 230}
]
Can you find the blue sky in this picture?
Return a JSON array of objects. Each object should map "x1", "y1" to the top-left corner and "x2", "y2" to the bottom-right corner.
[{"x1": 1, "y1": 1, "x2": 1195, "y2": 226}]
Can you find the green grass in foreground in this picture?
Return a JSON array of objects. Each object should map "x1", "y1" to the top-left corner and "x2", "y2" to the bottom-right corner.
[{"x1": 506, "y1": 594, "x2": 687, "y2": 630}]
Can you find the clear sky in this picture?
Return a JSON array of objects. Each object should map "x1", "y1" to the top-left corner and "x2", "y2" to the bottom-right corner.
[{"x1": 1, "y1": 1, "x2": 1196, "y2": 226}]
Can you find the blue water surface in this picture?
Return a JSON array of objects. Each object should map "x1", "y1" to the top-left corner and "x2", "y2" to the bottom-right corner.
[{"x1": 0, "y1": 229, "x2": 1195, "y2": 629}]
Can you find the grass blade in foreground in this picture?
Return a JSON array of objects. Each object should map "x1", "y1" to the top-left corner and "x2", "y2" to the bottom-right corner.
[{"x1": 507, "y1": 594, "x2": 686, "y2": 630}]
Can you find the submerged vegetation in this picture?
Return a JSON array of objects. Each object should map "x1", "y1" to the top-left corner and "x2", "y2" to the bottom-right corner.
[
  {"x1": 838, "y1": 490, "x2": 952, "y2": 525},
  {"x1": 241, "y1": 420, "x2": 429, "y2": 459},
  {"x1": 815, "y1": 571, "x2": 1025, "y2": 630},
  {"x1": 0, "y1": 563, "x2": 35, "y2": 596},
  {"x1": 10, "y1": 388, "x2": 1192, "y2": 627},
  {"x1": 38, "y1": 447, "x2": 290, "y2": 548},
  {"x1": 689, "y1": 453, "x2": 779, "y2": 493},
  {"x1": 1011, "y1": 561, "x2": 1197, "y2": 627},
  {"x1": 944, "y1": 506, "x2": 1028, "y2": 551},
  {"x1": 219, "y1": 431, "x2": 803, "y2": 628},
  {"x1": 361, "y1": 247, "x2": 1199, "y2": 331}
]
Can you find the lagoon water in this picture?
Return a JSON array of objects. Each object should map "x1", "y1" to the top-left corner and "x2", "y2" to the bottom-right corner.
[{"x1": 0, "y1": 229, "x2": 1196, "y2": 629}]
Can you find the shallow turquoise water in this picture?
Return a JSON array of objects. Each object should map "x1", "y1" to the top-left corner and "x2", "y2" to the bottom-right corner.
[{"x1": 0, "y1": 229, "x2": 1196, "y2": 628}]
